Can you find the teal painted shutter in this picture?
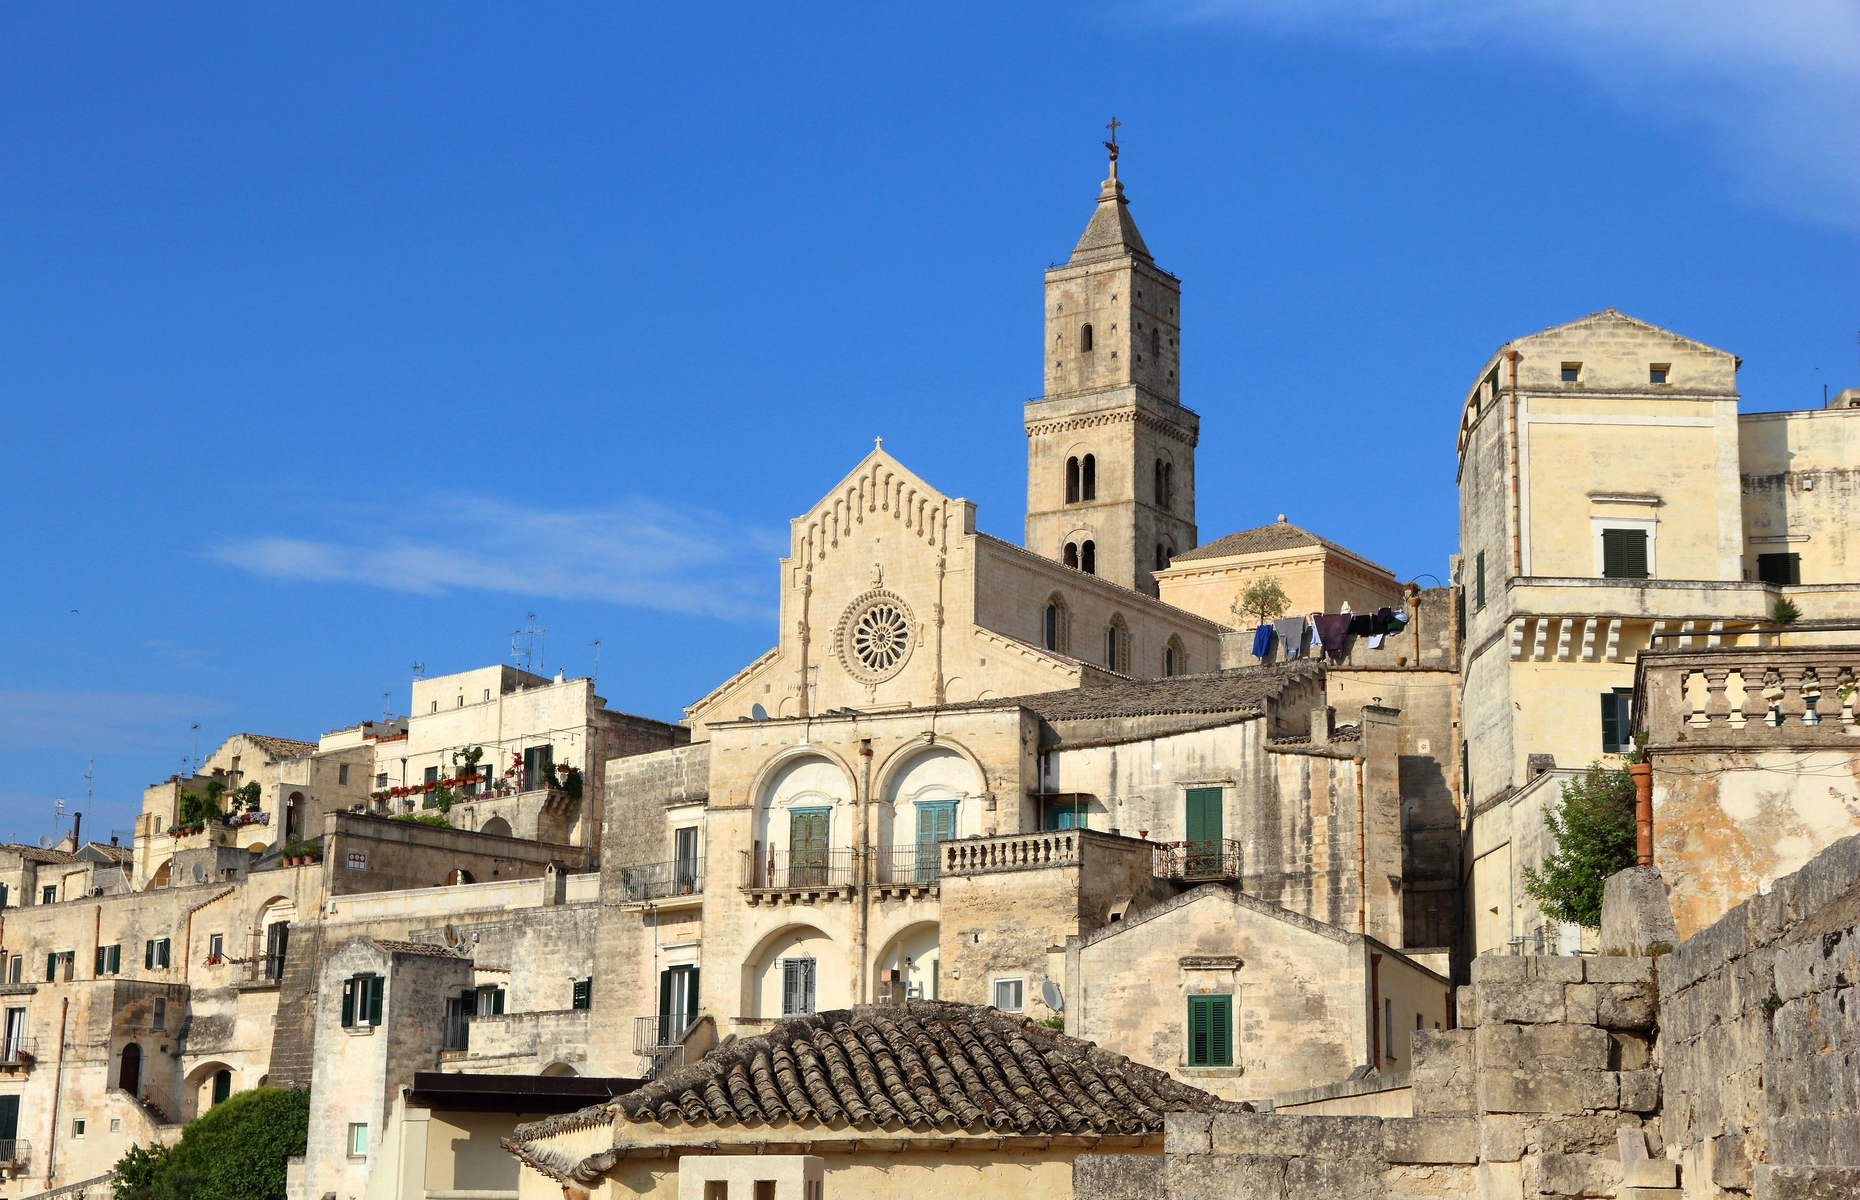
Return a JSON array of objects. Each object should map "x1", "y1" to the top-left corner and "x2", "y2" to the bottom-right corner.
[
  {"x1": 1188, "y1": 997, "x2": 1210, "y2": 1066},
  {"x1": 1601, "y1": 693, "x2": 1620, "y2": 753},
  {"x1": 791, "y1": 809, "x2": 828, "y2": 884},
  {"x1": 145, "y1": 941, "x2": 153, "y2": 970},
  {"x1": 96, "y1": 946, "x2": 106, "y2": 975},
  {"x1": 572, "y1": 979, "x2": 590, "y2": 1010},
  {"x1": 492, "y1": 988, "x2": 504, "y2": 1015},
  {"x1": 47, "y1": 954, "x2": 57, "y2": 982},
  {"x1": 1475, "y1": 551, "x2": 1486, "y2": 608},
  {"x1": 367, "y1": 977, "x2": 384, "y2": 1025},
  {"x1": 341, "y1": 980, "x2": 355, "y2": 1027},
  {"x1": 1185, "y1": 788, "x2": 1223, "y2": 878},
  {"x1": 0, "y1": 1094, "x2": 18, "y2": 1142},
  {"x1": 1210, "y1": 995, "x2": 1233, "y2": 1066}
]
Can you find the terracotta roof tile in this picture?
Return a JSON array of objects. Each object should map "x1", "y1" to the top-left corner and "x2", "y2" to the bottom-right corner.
[
  {"x1": 369, "y1": 939, "x2": 465, "y2": 958},
  {"x1": 238, "y1": 734, "x2": 319, "y2": 760},
  {"x1": 1170, "y1": 521, "x2": 1393, "y2": 575},
  {"x1": 610, "y1": 1001, "x2": 1233, "y2": 1135}
]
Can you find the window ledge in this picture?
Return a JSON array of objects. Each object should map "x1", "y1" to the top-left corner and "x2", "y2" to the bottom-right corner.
[
  {"x1": 1177, "y1": 1065, "x2": 1244, "y2": 1077},
  {"x1": 345, "y1": 1024, "x2": 377, "y2": 1036}
]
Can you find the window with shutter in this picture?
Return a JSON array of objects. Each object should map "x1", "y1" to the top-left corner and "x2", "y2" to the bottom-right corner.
[
  {"x1": 572, "y1": 979, "x2": 591, "y2": 1010},
  {"x1": 781, "y1": 958, "x2": 816, "y2": 1016},
  {"x1": 1475, "y1": 551, "x2": 1486, "y2": 610},
  {"x1": 1756, "y1": 553, "x2": 1800, "y2": 585},
  {"x1": 47, "y1": 953, "x2": 57, "y2": 983},
  {"x1": 1601, "y1": 529, "x2": 1649, "y2": 578},
  {"x1": 367, "y1": 976, "x2": 385, "y2": 1025},
  {"x1": 341, "y1": 980, "x2": 356, "y2": 1028},
  {"x1": 1187, "y1": 995, "x2": 1233, "y2": 1066},
  {"x1": 1184, "y1": 788, "x2": 1224, "y2": 879},
  {"x1": 1601, "y1": 688, "x2": 1635, "y2": 753},
  {"x1": 96, "y1": 947, "x2": 107, "y2": 976}
]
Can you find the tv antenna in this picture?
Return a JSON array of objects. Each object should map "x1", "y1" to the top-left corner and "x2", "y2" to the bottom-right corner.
[
  {"x1": 589, "y1": 640, "x2": 601, "y2": 685},
  {"x1": 382, "y1": 692, "x2": 393, "y2": 722},
  {"x1": 511, "y1": 614, "x2": 545, "y2": 675},
  {"x1": 191, "y1": 722, "x2": 201, "y2": 773},
  {"x1": 412, "y1": 661, "x2": 425, "y2": 681}
]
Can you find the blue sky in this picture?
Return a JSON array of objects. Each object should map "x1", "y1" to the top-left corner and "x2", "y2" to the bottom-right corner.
[{"x1": 3, "y1": 2, "x2": 1855, "y2": 845}]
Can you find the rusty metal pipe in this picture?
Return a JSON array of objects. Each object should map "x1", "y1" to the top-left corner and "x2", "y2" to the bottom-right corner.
[{"x1": 1630, "y1": 762, "x2": 1653, "y2": 866}]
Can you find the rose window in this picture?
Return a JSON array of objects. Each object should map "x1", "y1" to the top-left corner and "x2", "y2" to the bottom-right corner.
[{"x1": 837, "y1": 590, "x2": 916, "y2": 684}]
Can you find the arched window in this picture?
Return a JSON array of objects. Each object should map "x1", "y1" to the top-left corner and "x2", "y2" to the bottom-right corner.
[
  {"x1": 1080, "y1": 324, "x2": 1094, "y2": 352},
  {"x1": 1081, "y1": 454, "x2": 1096, "y2": 500},
  {"x1": 1151, "y1": 326, "x2": 1161, "y2": 358},
  {"x1": 1154, "y1": 460, "x2": 1165, "y2": 506},
  {"x1": 1063, "y1": 542, "x2": 1079, "y2": 570},
  {"x1": 1065, "y1": 457, "x2": 1080, "y2": 504},
  {"x1": 1081, "y1": 540, "x2": 1096, "y2": 575},
  {"x1": 1156, "y1": 544, "x2": 1171, "y2": 572},
  {"x1": 1043, "y1": 594, "x2": 1068, "y2": 654},
  {"x1": 1164, "y1": 636, "x2": 1187, "y2": 678},
  {"x1": 212, "y1": 1068, "x2": 232, "y2": 1106},
  {"x1": 1164, "y1": 462, "x2": 1175, "y2": 510},
  {"x1": 1105, "y1": 614, "x2": 1129, "y2": 674}
]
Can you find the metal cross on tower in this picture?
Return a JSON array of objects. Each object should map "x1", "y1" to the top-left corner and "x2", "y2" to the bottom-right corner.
[{"x1": 1104, "y1": 116, "x2": 1121, "y2": 160}]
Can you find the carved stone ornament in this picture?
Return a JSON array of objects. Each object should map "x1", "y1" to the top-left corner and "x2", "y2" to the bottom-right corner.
[{"x1": 836, "y1": 589, "x2": 916, "y2": 684}]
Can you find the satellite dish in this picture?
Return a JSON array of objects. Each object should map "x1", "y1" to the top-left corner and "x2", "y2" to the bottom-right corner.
[
  {"x1": 1041, "y1": 980, "x2": 1063, "y2": 1012},
  {"x1": 750, "y1": 704, "x2": 768, "y2": 721},
  {"x1": 192, "y1": 863, "x2": 207, "y2": 883},
  {"x1": 38, "y1": 836, "x2": 53, "y2": 849},
  {"x1": 443, "y1": 924, "x2": 459, "y2": 947}
]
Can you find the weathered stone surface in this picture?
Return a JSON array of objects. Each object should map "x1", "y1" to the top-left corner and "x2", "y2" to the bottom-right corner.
[
  {"x1": 1479, "y1": 1114, "x2": 1526, "y2": 1163},
  {"x1": 1621, "y1": 1189, "x2": 1683, "y2": 1200},
  {"x1": 1534, "y1": 1113, "x2": 1646, "y2": 1157},
  {"x1": 1284, "y1": 1156, "x2": 1383, "y2": 1200},
  {"x1": 1473, "y1": 981, "x2": 1567, "y2": 1025},
  {"x1": 1381, "y1": 1162, "x2": 1476, "y2": 1200},
  {"x1": 1167, "y1": 1152, "x2": 1286, "y2": 1200},
  {"x1": 1470, "y1": 955, "x2": 1527, "y2": 984},
  {"x1": 1594, "y1": 983, "x2": 1656, "y2": 1030},
  {"x1": 1528, "y1": 955, "x2": 1584, "y2": 984},
  {"x1": 1073, "y1": 1153, "x2": 1163, "y2": 1200},
  {"x1": 1712, "y1": 1132, "x2": 1753, "y2": 1189},
  {"x1": 1601, "y1": 867, "x2": 1679, "y2": 957},
  {"x1": 1534, "y1": 1152, "x2": 1623, "y2": 1197},
  {"x1": 1165, "y1": 1112, "x2": 1213, "y2": 1155},
  {"x1": 1767, "y1": 1115, "x2": 1860, "y2": 1167},
  {"x1": 1609, "y1": 1030, "x2": 1653, "y2": 1071},
  {"x1": 1585, "y1": 955, "x2": 1654, "y2": 985},
  {"x1": 1753, "y1": 1164, "x2": 1860, "y2": 1200},
  {"x1": 1382, "y1": 1117, "x2": 1479, "y2": 1164},
  {"x1": 1562, "y1": 982, "x2": 1600, "y2": 1025},
  {"x1": 1412, "y1": 1028, "x2": 1477, "y2": 1115},
  {"x1": 1475, "y1": 1022, "x2": 1610, "y2": 1070},
  {"x1": 1624, "y1": 1157, "x2": 1678, "y2": 1187},
  {"x1": 1209, "y1": 1113, "x2": 1384, "y2": 1160},
  {"x1": 1619, "y1": 1068, "x2": 1661, "y2": 1113},
  {"x1": 1455, "y1": 985, "x2": 1479, "y2": 1028},
  {"x1": 1478, "y1": 1068, "x2": 1618, "y2": 1113},
  {"x1": 1475, "y1": 1159, "x2": 1523, "y2": 1200}
]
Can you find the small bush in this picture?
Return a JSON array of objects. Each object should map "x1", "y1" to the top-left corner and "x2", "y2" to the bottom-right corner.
[
  {"x1": 1772, "y1": 596, "x2": 1800, "y2": 625},
  {"x1": 1520, "y1": 762, "x2": 1638, "y2": 929},
  {"x1": 114, "y1": 1088, "x2": 308, "y2": 1200}
]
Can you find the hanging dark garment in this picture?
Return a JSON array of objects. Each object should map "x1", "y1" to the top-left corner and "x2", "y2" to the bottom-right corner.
[
  {"x1": 1312, "y1": 614, "x2": 1352, "y2": 662},
  {"x1": 1348, "y1": 614, "x2": 1372, "y2": 636}
]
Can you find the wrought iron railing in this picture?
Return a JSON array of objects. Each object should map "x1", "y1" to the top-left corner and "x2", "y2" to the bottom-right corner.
[
  {"x1": 740, "y1": 848, "x2": 856, "y2": 889},
  {"x1": 942, "y1": 832, "x2": 1080, "y2": 875},
  {"x1": 1152, "y1": 839, "x2": 1243, "y2": 882},
  {"x1": 0, "y1": 1139, "x2": 29, "y2": 1165},
  {"x1": 616, "y1": 858, "x2": 705, "y2": 902},
  {"x1": 633, "y1": 1012, "x2": 696, "y2": 1054},
  {"x1": 0, "y1": 1037, "x2": 36, "y2": 1066},
  {"x1": 871, "y1": 844, "x2": 945, "y2": 885}
]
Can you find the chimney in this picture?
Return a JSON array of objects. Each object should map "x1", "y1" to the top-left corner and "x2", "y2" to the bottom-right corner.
[{"x1": 1310, "y1": 704, "x2": 1333, "y2": 746}]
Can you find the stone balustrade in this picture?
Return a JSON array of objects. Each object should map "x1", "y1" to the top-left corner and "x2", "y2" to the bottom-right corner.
[
  {"x1": 1636, "y1": 644, "x2": 1860, "y2": 749},
  {"x1": 941, "y1": 830, "x2": 1082, "y2": 876}
]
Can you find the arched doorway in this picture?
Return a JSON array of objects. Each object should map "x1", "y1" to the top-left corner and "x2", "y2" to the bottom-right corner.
[
  {"x1": 118, "y1": 1043, "x2": 141, "y2": 1094},
  {"x1": 539, "y1": 1062, "x2": 578, "y2": 1077},
  {"x1": 212, "y1": 1068, "x2": 231, "y2": 1106},
  {"x1": 742, "y1": 924, "x2": 840, "y2": 1019},
  {"x1": 873, "y1": 922, "x2": 941, "y2": 1001},
  {"x1": 479, "y1": 817, "x2": 511, "y2": 837},
  {"x1": 146, "y1": 860, "x2": 172, "y2": 890}
]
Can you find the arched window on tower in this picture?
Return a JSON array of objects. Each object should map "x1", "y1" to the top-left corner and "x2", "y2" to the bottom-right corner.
[
  {"x1": 1164, "y1": 462, "x2": 1175, "y2": 511},
  {"x1": 1151, "y1": 326, "x2": 1161, "y2": 358},
  {"x1": 1065, "y1": 457, "x2": 1080, "y2": 504},
  {"x1": 1080, "y1": 324, "x2": 1094, "y2": 353},
  {"x1": 1081, "y1": 540, "x2": 1096, "y2": 575},
  {"x1": 1043, "y1": 594, "x2": 1069, "y2": 654},
  {"x1": 1156, "y1": 544, "x2": 1172, "y2": 572},
  {"x1": 1081, "y1": 454, "x2": 1096, "y2": 500},
  {"x1": 1063, "y1": 542, "x2": 1079, "y2": 570},
  {"x1": 1154, "y1": 460, "x2": 1165, "y2": 507}
]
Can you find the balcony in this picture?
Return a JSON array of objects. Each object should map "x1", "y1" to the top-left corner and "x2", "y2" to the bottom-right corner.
[
  {"x1": 0, "y1": 1038, "x2": 34, "y2": 1072},
  {"x1": 738, "y1": 848, "x2": 856, "y2": 904},
  {"x1": 0, "y1": 1139, "x2": 29, "y2": 1169},
  {"x1": 616, "y1": 858, "x2": 705, "y2": 905},
  {"x1": 871, "y1": 845, "x2": 943, "y2": 890},
  {"x1": 941, "y1": 831, "x2": 1081, "y2": 876},
  {"x1": 1636, "y1": 641, "x2": 1860, "y2": 751},
  {"x1": 633, "y1": 1013, "x2": 695, "y2": 1080},
  {"x1": 1152, "y1": 839, "x2": 1243, "y2": 883}
]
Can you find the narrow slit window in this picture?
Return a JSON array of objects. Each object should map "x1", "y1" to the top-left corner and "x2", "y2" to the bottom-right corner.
[
  {"x1": 1081, "y1": 540, "x2": 1096, "y2": 575},
  {"x1": 1065, "y1": 457, "x2": 1080, "y2": 504},
  {"x1": 1081, "y1": 454, "x2": 1096, "y2": 500},
  {"x1": 1080, "y1": 324, "x2": 1094, "y2": 353},
  {"x1": 1063, "y1": 542, "x2": 1079, "y2": 570}
]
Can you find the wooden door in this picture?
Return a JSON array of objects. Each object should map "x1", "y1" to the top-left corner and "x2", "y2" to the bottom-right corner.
[
  {"x1": 915, "y1": 802, "x2": 956, "y2": 881},
  {"x1": 1185, "y1": 787, "x2": 1224, "y2": 878},
  {"x1": 789, "y1": 809, "x2": 829, "y2": 886}
]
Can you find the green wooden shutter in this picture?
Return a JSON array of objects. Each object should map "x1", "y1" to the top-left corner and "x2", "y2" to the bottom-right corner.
[
  {"x1": 1603, "y1": 530, "x2": 1648, "y2": 579},
  {"x1": 1475, "y1": 551, "x2": 1486, "y2": 609},
  {"x1": 1210, "y1": 995, "x2": 1233, "y2": 1066},
  {"x1": 109, "y1": 945, "x2": 120, "y2": 974},
  {"x1": 491, "y1": 988, "x2": 504, "y2": 1015},
  {"x1": 96, "y1": 946, "x2": 106, "y2": 975},
  {"x1": 1602, "y1": 693, "x2": 1620, "y2": 753},
  {"x1": 1188, "y1": 996, "x2": 1210, "y2": 1066},
  {"x1": 791, "y1": 809, "x2": 829, "y2": 884},
  {"x1": 1185, "y1": 788, "x2": 1223, "y2": 878},
  {"x1": 145, "y1": 941, "x2": 154, "y2": 970},
  {"x1": 688, "y1": 968, "x2": 699, "y2": 1017},
  {"x1": 341, "y1": 980, "x2": 355, "y2": 1027},
  {"x1": 572, "y1": 979, "x2": 591, "y2": 1010},
  {"x1": 47, "y1": 953, "x2": 57, "y2": 982},
  {"x1": 367, "y1": 977, "x2": 384, "y2": 1025}
]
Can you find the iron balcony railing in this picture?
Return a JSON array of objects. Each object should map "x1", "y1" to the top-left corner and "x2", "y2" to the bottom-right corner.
[
  {"x1": 616, "y1": 858, "x2": 705, "y2": 902},
  {"x1": 871, "y1": 844, "x2": 945, "y2": 885},
  {"x1": 0, "y1": 1037, "x2": 37, "y2": 1066},
  {"x1": 1153, "y1": 839, "x2": 1243, "y2": 882},
  {"x1": 0, "y1": 1139, "x2": 29, "y2": 1165},
  {"x1": 740, "y1": 848, "x2": 856, "y2": 890},
  {"x1": 633, "y1": 1012, "x2": 697, "y2": 1054}
]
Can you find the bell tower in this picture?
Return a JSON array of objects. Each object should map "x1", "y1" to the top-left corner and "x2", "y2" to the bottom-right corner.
[{"x1": 1024, "y1": 132, "x2": 1198, "y2": 596}]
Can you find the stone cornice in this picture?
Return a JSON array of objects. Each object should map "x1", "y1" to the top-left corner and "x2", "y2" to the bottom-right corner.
[{"x1": 1024, "y1": 406, "x2": 1199, "y2": 448}]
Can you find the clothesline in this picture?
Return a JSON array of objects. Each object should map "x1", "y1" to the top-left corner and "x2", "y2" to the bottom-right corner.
[{"x1": 1251, "y1": 604, "x2": 1408, "y2": 664}]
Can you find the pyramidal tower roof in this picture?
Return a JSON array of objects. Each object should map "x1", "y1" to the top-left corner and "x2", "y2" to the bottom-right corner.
[{"x1": 1068, "y1": 154, "x2": 1151, "y2": 266}]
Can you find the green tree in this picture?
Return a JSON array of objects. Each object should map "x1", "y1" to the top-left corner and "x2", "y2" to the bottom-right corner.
[
  {"x1": 1519, "y1": 762, "x2": 1638, "y2": 928},
  {"x1": 1232, "y1": 577, "x2": 1290, "y2": 626},
  {"x1": 114, "y1": 1087, "x2": 308, "y2": 1200}
]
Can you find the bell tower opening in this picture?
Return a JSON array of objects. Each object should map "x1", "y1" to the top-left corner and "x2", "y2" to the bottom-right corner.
[{"x1": 1024, "y1": 131, "x2": 1198, "y2": 595}]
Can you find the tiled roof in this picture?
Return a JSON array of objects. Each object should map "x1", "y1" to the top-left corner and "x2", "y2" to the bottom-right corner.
[
  {"x1": 1170, "y1": 521, "x2": 1393, "y2": 575},
  {"x1": 939, "y1": 661, "x2": 1324, "y2": 722},
  {"x1": 238, "y1": 734, "x2": 319, "y2": 760},
  {"x1": 82, "y1": 843, "x2": 132, "y2": 862},
  {"x1": 0, "y1": 844, "x2": 82, "y2": 864},
  {"x1": 609, "y1": 1001, "x2": 1230, "y2": 1135},
  {"x1": 369, "y1": 939, "x2": 465, "y2": 958}
]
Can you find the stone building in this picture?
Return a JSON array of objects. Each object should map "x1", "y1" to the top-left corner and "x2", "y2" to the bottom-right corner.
[
  {"x1": 1156, "y1": 518, "x2": 1406, "y2": 631},
  {"x1": 1455, "y1": 308, "x2": 1860, "y2": 955}
]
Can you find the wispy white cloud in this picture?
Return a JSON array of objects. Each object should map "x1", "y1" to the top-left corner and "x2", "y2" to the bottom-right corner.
[
  {"x1": 0, "y1": 690, "x2": 227, "y2": 753},
  {"x1": 209, "y1": 493, "x2": 788, "y2": 622},
  {"x1": 1172, "y1": 0, "x2": 1860, "y2": 229}
]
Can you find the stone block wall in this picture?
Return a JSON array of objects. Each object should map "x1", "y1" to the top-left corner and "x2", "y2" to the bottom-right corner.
[
  {"x1": 1079, "y1": 953, "x2": 1666, "y2": 1200},
  {"x1": 1657, "y1": 833, "x2": 1860, "y2": 1198}
]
